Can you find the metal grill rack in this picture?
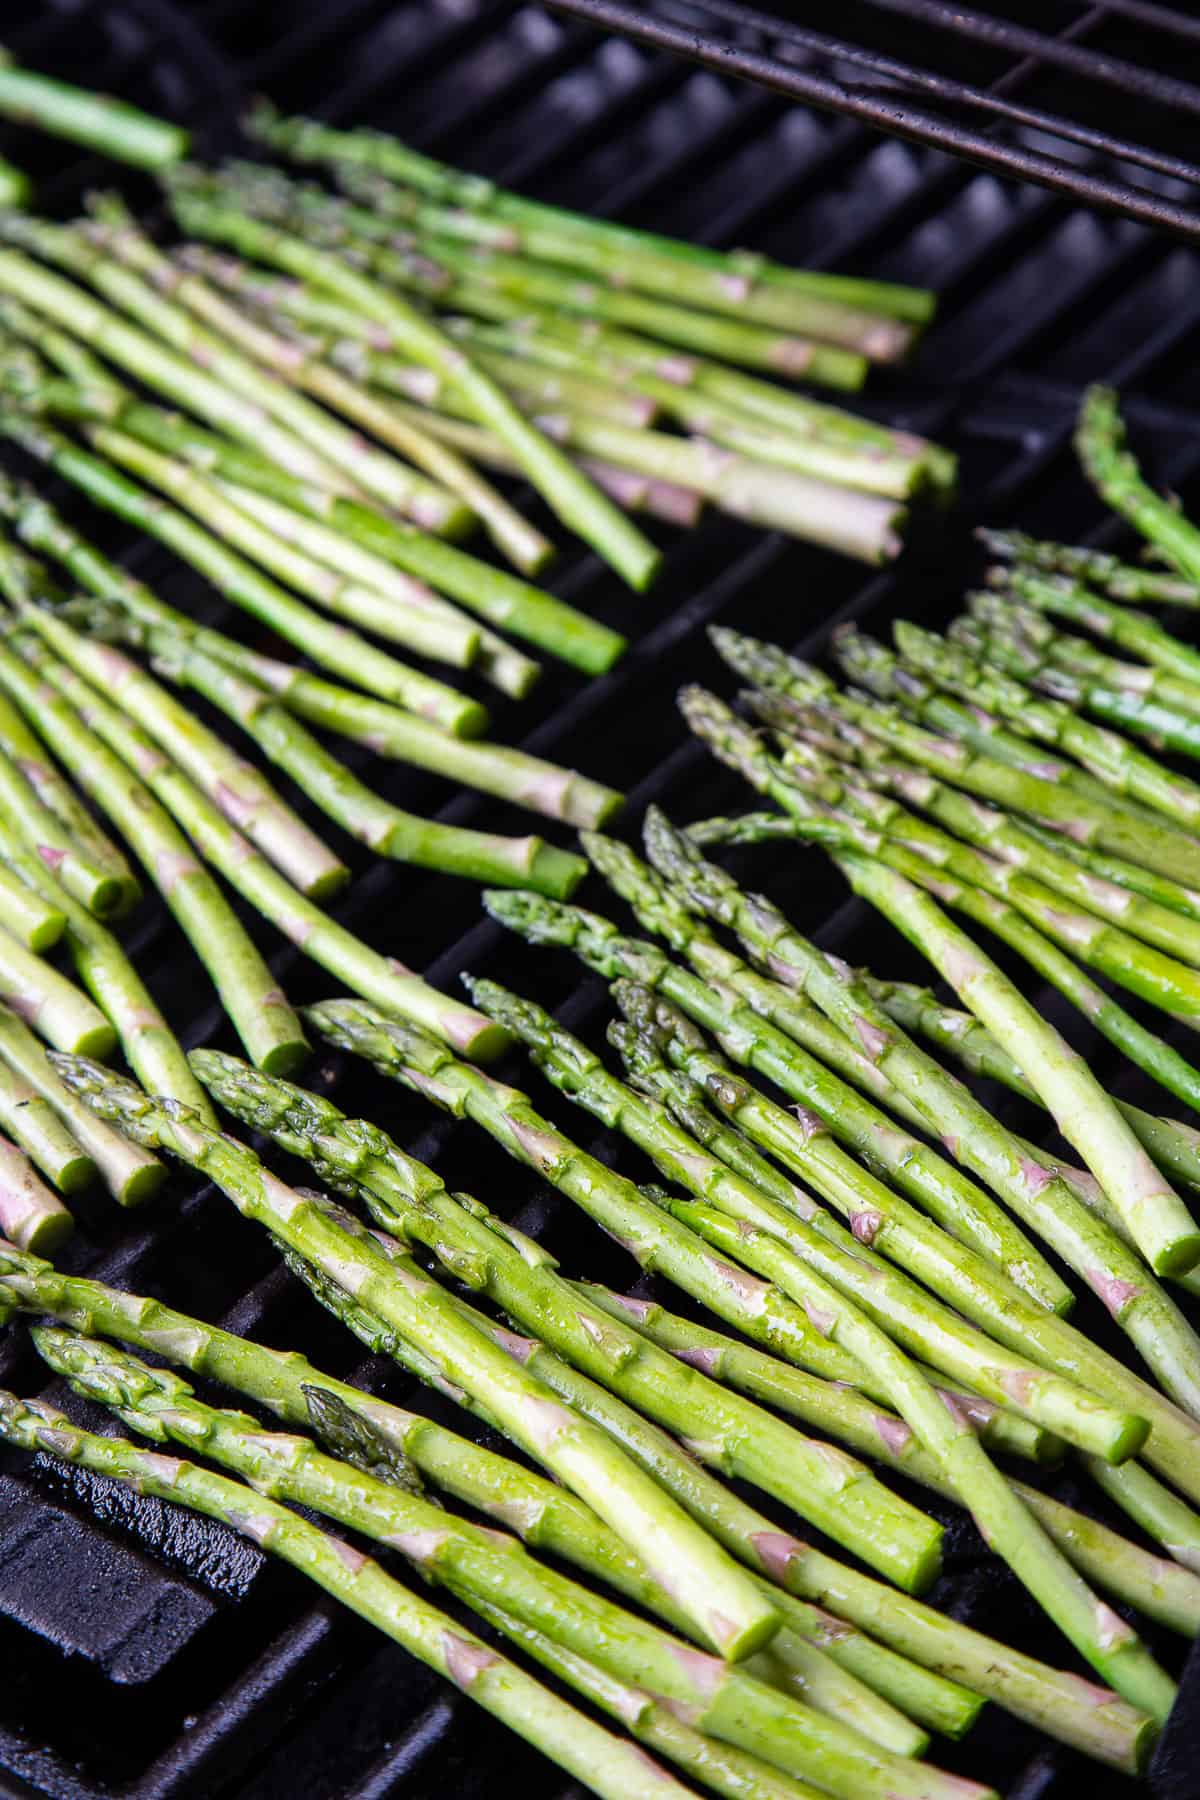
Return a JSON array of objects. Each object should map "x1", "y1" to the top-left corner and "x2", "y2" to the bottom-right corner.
[{"x1": 2, "y1": 1, "x2": 1200, "y2": 1795}]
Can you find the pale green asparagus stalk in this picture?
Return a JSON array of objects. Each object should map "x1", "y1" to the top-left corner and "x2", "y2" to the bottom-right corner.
[{"x1": 0, "y1": 1132, "x2": 71, "y2": 1251}]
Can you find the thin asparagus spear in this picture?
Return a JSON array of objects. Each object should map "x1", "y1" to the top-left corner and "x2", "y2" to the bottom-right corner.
[
  {"x1": 0, "y1": 413, "x2": 488, "y2": 737},
  {"x1": 178, "y1": 164, "x2": 867, "y2": 389},
  {"x1": 0, "y1": 1238, "x2": 956, "y2": 1750},
  {"x1": 322, "y1": 153, "x2": 914, "y2": 355},
  {"x1": 0, "y1": 1133, "x2": 70, "y2": 1250},
  {"x1": 0, "y1": 1236, "x2": 1149, "y2": 1770},
  {"x1": 0, "y1": 620, "x2": 308, "y2": 1076},
  {"x1": 0, "y1": 1387, "x2": 702, "y2": 1800},
  {"x1": 91, "y1": 201, "x2": 549, "y2": 572},
  {"x1": 194, "y1": 1046, "x2": 943, "y2": 1601},
  {"x1": 20, "y1": 632, "x2": 505, "y2": 1061},
  {"x1": 0, "y1": 54, "x2": 187, "y2": 167},
  {"x1": 1076, "y1": 385, "x2": 1200, "y2": 582},
  {"x1": 0, "y1": 1056, "x2": 91, "y2": 1193},
  {"x1": 0, "y1": 855, "x2": 64, "y2": 951},
  {"x1": 25, "y1": 600, "x2": 583, "y2": 899},
  {"x1": 82, "y1": 423, "x2": 481, "y2": 670},
  {"x1": 980, "y1": 524, "x2": 1200, "y2": 605},
  {"x1": 167, "y1": 187, "x2": 662, "y2": 592},
  {"x1": 40, "y1": 1328, "x2": 897, "y2": 1789},
  {"x1": 0, "y1": 483, "x2": 618, "y2": 826},
  {"x1": 394, "y1": 396, "x2": 905, "y2": 562},
  {"x1": 45, "y1": 1063, "x2": 787, "y2": 1664},
  {"x1": 899, "y1": 617, "x2": 1200, "y2": 830},
  {"x1": 0, "y1": 1002, "x2": 160, "y2": 1204},
  {"x1": 0, "y1": 540, "x2": 347, "y2": 902},
  {"x1": 0, "y1": 213, "x2": 473, "y2": 537},
  {"x1": 642, "y1": 810, "x2": 1200, "y2": 1406},
  {"x1": 247, "y1": 105, "x2": 933, "y2": 323}
]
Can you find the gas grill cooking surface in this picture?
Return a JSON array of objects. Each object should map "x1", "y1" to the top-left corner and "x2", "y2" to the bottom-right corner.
[{"x1": 2, "y1": 2, "x2": 1200, "y2": 1796}]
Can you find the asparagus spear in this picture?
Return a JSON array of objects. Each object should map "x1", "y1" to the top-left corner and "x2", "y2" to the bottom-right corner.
[
  {"x1": 166, "y1": 187, "x2": 662, "y2": 592},
  {"x1": 364, "y1": 393, "x2": 906, "y2": 563},
  {"x1": 584, "y1": 824, "x2": 1066, "y2": 1312},
  {"x1": 899, "y1": 617, "x2": 1200, "y2": 831},
  {"x1": 24, "y1": 602, "x2": 585, "y2": 900},
  {"x1": 247, "y1": 105, "x2": 934, "y2": 324},
  {"x1": 0, "y1": 854, "x2": 64, "y2": 951},
  {"x1": 0, "y1": 213, "x2": 473, "y2": 537},
  {"x1": 179, "y1": 163, "x2": 867, "y2": 389},
  {"x1": 642, "y1": 809, "x2": 1200, "y2": 1407},
  {"x1": 40, "y1": 1328, "x2": 921, "y2": 1792},
  {"x1": 91, "y1": 199, "x2": 551, "y2": 575},
  {"x1": 0, "y1": 53, "x2": 188, "y2": 167},
  {"x1": 0, "y1": 619, "x2": 307, "y2": 1076},
  {"x1": 0, "y1": 1236, "x2": 1151, "y2": 1768},
  {"x1": 0, "y1": 483, "x2": 620, "y2": 828},
  {"x1": 192, "y1": 1045, "x2": 943, "y2": 1599},
  {"x1": 0, "y1": 1237, "x2": 959, "y2": 1750},
  {"x1": 0, "y1": 1386, "x2": 705, "y2": 1800},
  {"x1": 1076, "y1": 385, "x2": 1200, "y2": 582},
  {"x1": 996, "y1": 564, "x2": 1200, "y2": 687},
  {"x1": 322, "y1": 153, "x2": 914, "y2": 356},
  {"x1": 979, "y1": 524, "x2": 1200, "y2": 605},
  {"x1": 0, "y1": 158, "x2": 29, "y2": 207},
  {"x1": 0, "y1": 1053, "x2": 91, "y2": 1193},
  {"x1": 0, "y1": 412, "x2": 489, "y2": 738},
  {"x1": 0, "y1": 1133, "x2": 70, "y2": 1251},
  {"x1": 46, "y1": 1060, "x2": 789, "y2": 1664}
]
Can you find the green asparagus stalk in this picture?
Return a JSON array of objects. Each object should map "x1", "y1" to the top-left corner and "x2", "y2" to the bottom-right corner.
[
  {"x1": 1076, "y1": 385, "x2": 1200, "y2": 582},
  {"x1": 247, "y1": 105, "x2": 934, "y2": 323},
  {"x1": 0, "y1": 1237, "x2": 956, "y2": 1751},
  {"x1": 0, "y1": 412, "x2": 489, "y2": 738},
  {"x1": 0, "y1": 619, "x2": 308, "y2": 1076},
  {"x1": 0, "y1": 1385, "x2": 705, "y2": 1800},
  {"x1": 166, "y1": 187, "x2": 662, "y2": 592},
  {"x1": 45, "y1": 1063, "x2": 789, "y2": 1664},
  {"x1": 587, "y1": 822, "x2": 1067, "y2": 1312},
  {"x1": 0, "y1": 1134, "x2": 71, "y2": 1251},
  {"x1": 997, "y1": 559, "x2": 1200, "y2": 678},
  {"x1": 25, "y1": 602, "x2": 584, "y2": 900},
  {"x1": 91, "y1": 201, "x2": 550, "y2": 573},
  {"x1": 366, "y1": 393, "x2": 906, "y2": 563},
  {"x1": 0, "y1": 853, "x2": 63, "y2": 950},
  {"x1": 899, "y1": 617, "x2": 1200, "y2": 830},
  {"x1": 0, "y1": 158, "x2": 29, "y2": 208},
  {"x1": 0, "y1": 1053, "x2": 91, "y2": 1192},
  {"x1": 0, "y1": 213, "x2": 473, "y2": 537},
  {"x1": 0, "y1": 484, "x2": 620, "y2": 828},
  {"x1": 642, "y1": 808, "x2": 1200, "y2": 1406},
  {"x1": 357, "y1": 332, "x2": 662, "y2": 429},
  {"x1": 0, "y1": 1239, "x2": 1150, "y2": 1769},
  {"x1": 979, "y1": 525, "x2": 1200, "y2": 605},
  {"x1": 39, "y1": 1328, "x2": 908, "y2": 1792},
  {"x1": 193, "y1": 1045, "x2": 944, "y2": 1602},
  {"x1": 0, "y1": 55, "x2": 187, "y2": 167}
]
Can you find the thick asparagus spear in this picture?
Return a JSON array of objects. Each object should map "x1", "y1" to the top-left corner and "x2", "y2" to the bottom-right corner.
[
  {"x1": 0, "y1": 854, "x2": 64, "y2": 951},
  {"x1": 0, "y1": 1131, "x2": 71, "y2": 1249},
  {"x1": 979, "y1": 524, "x2": 1200, "y2": 605},
  {"x1": 39, "y1": 1327, "x2": 927, "y2": 1792},
  {"x1": 192, "y1": 1046, "x2": 943, "y2": 1598},
  {"x1": 0, "y1": 412, "x2": 489, "y2": 737},
  {"x1": 0, "y1": 54, "x2": 187, "y2": 166},
  {"x1": 0, "y1": 1386, "x2": 704, "y2": 1800},
  {"x1": 1076, "y1": 385, "x2": 1200, "y2": 582},
  {"x1": 23, "y1": 603, "x2": 585, "y2": 901},
  {"x1": 45, "y1": 1060, "x2": 785, "y2": 1664},
  {"x1": 0, "y1": 482, "x2": 620, "y2": 828},
  {"x1": 642, "y1": 809, "x2": 1200, "y2": 1407},
  {"x1": 0, "y1": 621, "x2": 307, "y2": 1076},
  {"x1": 247, "y1": 105, "x2": 933, "y2": 323},
  {"x1": 166, "y1": 187, "x2": 662, "y2": 592},
  {"x1": 0, "y1": 1053, "x2": 90, "y2": 1193},
  {"x1": 0, "y1": 1237, "x2": 1150, "y2": 1768}
]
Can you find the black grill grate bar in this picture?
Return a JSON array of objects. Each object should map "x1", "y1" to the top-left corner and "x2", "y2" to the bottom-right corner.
[{"x1": 543, "y1": 0, "x2": 1200, "y2": 239}]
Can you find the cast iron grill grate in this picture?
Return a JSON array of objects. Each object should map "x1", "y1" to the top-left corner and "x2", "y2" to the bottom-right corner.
[{"x1": 1, "y1": 1, "x2": 1200, "y2": 1795}]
